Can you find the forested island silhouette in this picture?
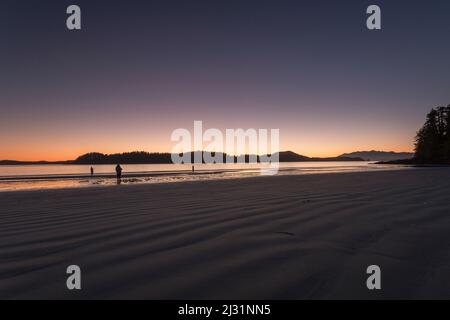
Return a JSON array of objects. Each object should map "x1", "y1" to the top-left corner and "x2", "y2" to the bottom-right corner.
[{"x1": 0, "y1": 151, "x2": 364, "y2": 165}]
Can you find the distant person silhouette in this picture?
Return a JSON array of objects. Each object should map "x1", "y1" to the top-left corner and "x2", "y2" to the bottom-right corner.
[
  {"x1": 90, "y1": 166, "x2": 94, "y2": 176},
  {"x1": 115, "y1": 164, "x2": 123, "y2": 184}
]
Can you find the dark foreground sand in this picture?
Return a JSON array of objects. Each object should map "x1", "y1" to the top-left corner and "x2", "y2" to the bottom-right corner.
[{"x1": 1, "y1": 169, "x2": 450, "y2": 299}]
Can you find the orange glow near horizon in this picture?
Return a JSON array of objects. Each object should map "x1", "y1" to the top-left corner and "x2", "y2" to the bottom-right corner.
[
  {"x1": 0, "y1": 112, "x2": 417, "y2": 161},
  {"x1": 0, "y1": 141, "x2": 415, "y2": 162}
]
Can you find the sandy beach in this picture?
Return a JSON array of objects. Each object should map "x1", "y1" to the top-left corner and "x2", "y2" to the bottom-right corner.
[{"x1": 1, "y1": 168, "x2": 450, "y2": 299}]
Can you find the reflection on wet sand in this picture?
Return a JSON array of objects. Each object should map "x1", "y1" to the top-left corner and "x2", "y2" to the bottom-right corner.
[{"x1": 0, "y1": 164, "x2": 413, "y2": 192}]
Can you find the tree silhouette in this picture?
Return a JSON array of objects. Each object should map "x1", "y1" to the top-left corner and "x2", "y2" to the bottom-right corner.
[{"x1": 415, "y1": 105, "x2": 450, "y2": 164}]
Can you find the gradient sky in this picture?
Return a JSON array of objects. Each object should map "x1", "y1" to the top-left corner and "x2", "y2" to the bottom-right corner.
[{"x1": 1, "y1": 0, "x2": 450, "y2": 161}]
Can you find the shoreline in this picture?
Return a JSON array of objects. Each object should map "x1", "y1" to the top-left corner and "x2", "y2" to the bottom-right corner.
[
  {"x1": 0, "y1": 169, "x2": 236, "y2": 181},
  {"x1": 0, "y1": 164, "x2": 417, "y2": 193}
]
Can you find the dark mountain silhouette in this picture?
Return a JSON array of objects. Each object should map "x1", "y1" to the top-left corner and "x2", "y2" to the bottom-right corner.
[
  {"x1": 276, "y1": 151, "x2": 310, "y2": 162},
  {"x1": 0, "y1": 151, "x2": 363, "y2": 165},
  {"x1": 277, "y1": 151, "x2": 362, "y2": 162},
  {"x1": 72, "y1": 151, "x2": 363, "y2": 164},
  {"x1": 339, "y1": 151, "x2": 414, "y2": 162},
  {"x1": 0, "y1": 160, "x2": 69, "y2": 165}
]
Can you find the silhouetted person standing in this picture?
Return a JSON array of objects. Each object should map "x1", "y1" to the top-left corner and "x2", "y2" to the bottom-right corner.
[
  {"x1": 115, "y1": 164, "x2": 123, "y2": 184},
  {"x1": 90, "y1": 166, "x2": 94, "y2": 177}
]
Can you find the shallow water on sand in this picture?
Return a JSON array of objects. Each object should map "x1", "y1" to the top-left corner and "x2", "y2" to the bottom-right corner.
[{"x1": 0, "y1": 162, "x2": 413, "y2": 191}]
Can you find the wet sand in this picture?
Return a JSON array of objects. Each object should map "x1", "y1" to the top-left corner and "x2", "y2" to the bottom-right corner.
[{"x1": 1, "y1": 169, "x2": 450, "y2": 299}]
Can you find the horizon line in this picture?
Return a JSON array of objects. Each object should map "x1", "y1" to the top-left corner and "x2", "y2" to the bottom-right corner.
[{"x1": 0, "y1": 149, "x2": 415, "y2": 163}]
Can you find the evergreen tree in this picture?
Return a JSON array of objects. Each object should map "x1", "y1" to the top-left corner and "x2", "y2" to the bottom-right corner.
[{"x1": 415, "y1": 105, "x2": 450, "y2": 164}]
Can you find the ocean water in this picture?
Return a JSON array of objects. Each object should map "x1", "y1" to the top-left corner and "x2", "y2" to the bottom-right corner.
[{"x1": 0, "y1": 162, "x2": 411, "y2": 191}]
